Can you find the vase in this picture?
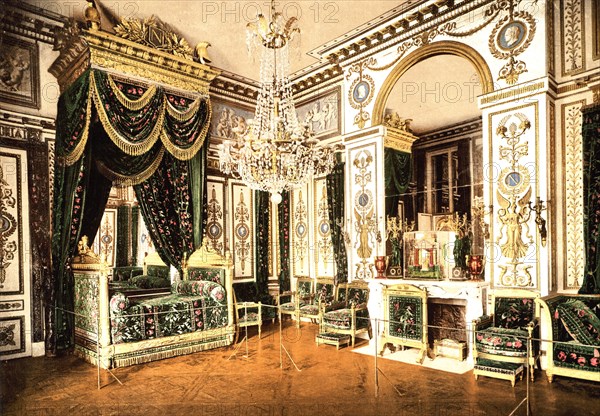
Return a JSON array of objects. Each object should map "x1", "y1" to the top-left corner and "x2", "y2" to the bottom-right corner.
[
  {"x1": 466, "y1": 254, "x2": 485, "y2": 280},
  {"x1": 374, "y1": 256, "x2": 387, "y2": 279}
]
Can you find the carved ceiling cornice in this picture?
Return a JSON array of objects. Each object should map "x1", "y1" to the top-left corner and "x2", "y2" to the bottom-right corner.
[
  {"x1": 49, "y1": 27, "x2": 221, "y2": 94},
  {"x1": 209, "y1": 70, "x2": 259, "y2": 105},
  {"x1": 417, "y1": 117, "x2": 482, "y2": 144},
  {"x1": 1, "y1": 1, "x2": 67, "y2": 44},
  {"x1": 317, "y1": 0, "x2": 495, "y2": 69},
  {"x1": 291, "y1": 64, "x2": 344, "y2": 96}
]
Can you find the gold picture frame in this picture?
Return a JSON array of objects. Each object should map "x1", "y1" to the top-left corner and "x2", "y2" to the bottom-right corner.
[{"x1": 0, "y1": 35, "x2": 40, "y2": 109}]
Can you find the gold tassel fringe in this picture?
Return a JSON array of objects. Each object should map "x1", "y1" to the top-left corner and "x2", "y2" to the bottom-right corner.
[
  {"x1": 96, "y1": 147, "x2": 165, "y2": 187},
  {"x1": 91, "y1": 71, "x2": 165, "y2": 156},
  {"x1": 63, "y1": 87, "x2": 93, "y2": 166},
  {"x1": 166, "y1": 95, "x2": 201, "y2": 122},
  {"x1": 160, "y1": 99, "x2": 212, "y2": 161},
  {"x1": 107, "y1": 72, "x2": 159, "y2": 111}
]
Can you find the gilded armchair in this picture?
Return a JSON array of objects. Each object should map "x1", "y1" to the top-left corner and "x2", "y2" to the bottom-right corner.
[
  {"x1": 473, "y1": 289, "x2": 540, "y2": 385},
  {"x1": 320, "y1": 281, "x2": 371, "y2": 347},
  {"x1": 277, "y1": 277, "x2": 313, "y2": 327},
  {"x1": 298, "y1": 277, "x2": 335, "y2": 325}
]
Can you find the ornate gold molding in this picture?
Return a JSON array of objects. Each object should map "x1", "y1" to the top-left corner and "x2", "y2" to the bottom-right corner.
[
  {"x1": 562, "y1": 100, "x2": 585, "y2": 289},
  {"x1": 383, "y1": 126, "x2": 418, "y2": 153},
  {"x1": 50, "y1": 28, "x2": 220, "y2": 94},
  {"x1": 561, "y1": 0, "x2": 586, "y2": 76},
  {"x1": 372, "y1": 41, "x2": 494, "y2": 125}
]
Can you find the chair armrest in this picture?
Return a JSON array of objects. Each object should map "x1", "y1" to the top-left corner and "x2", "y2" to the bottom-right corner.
[
  {"x1": 276, "y1": 291, "x2": 294, "y2": 304},
  {"x1": 473, "y1": 315, "x2": 493, "y2": 330}
]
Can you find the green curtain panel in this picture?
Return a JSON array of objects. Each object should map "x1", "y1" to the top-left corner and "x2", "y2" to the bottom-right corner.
[
  {"x1": 326, "y1": 162, "x2": 348, "y2": 284},
  {"x1": 579, "y1": 104, "x2": 600, "y2": 294},
  {"x1": 115, "y1": 205, "x2": 130, "y2": 267},
  {"x1": 278, "y1": 191, "x2": 291, "y2": 292},
  {"x1": 131, "y1": 206, "x2": 140, "y2": 265},
  {"x1": 384, "y1": 148, "x2": 411, "y2": 217},
  {"x1": 49, "y1": 69, "x2": 211, "y2": 353}
]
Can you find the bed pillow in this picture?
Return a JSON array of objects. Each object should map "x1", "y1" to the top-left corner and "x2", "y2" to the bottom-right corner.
[
  {"x1": 556, "y1": 300, "x2": 600, "y2": 345},
  {"x1": 173, "y1": 280, "x2": 226, "y2": 303}
]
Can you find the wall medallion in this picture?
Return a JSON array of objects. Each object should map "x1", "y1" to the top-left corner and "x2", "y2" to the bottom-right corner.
[
  {"x1": 489, "y1": 11, "x2": 536, "y2": 85},
  {"x1": 347, "y1": 59, "x2": 375, "y2": 129}
]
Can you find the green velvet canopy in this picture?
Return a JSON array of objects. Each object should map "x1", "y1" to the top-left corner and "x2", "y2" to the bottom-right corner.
[{"x1": 49, "y1": 69, "x2": 211, "y2": 352}]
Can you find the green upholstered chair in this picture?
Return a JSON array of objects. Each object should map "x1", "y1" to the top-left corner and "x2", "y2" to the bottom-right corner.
[
  {"x1": 298, "y1": 277, "x2": 335, "y2": 326},
  {"x1": 320, "y1": 281, "x2": 371, "y2": 347},
  {"x1": 277, "y1": 276, "x2": 313, "y2": 327},
  {"x1": 473, "y1": 289, "x2": 540, "y2": 384}
]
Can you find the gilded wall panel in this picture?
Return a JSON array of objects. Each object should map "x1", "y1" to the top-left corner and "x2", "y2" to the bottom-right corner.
[
  {"x1": 93, "y1": 209, "x2": 116, "y2": 268},
  {"x1": 0, "y1": 149, "x2": 31, "y2": 359},
  {"x1": 349, "y1": 144, "x2": 378, "y2": 280},
  {"x1": 0, "y1": 152, "x2": 25, "y2": 295},
  {"x1": 560, "y1": 0, "x2": 585, "y2": 75},
  {"x1": 205, "y1": 180, "x2": 226, "y2": 256},
  {"x1": 230, "y1": 182, "x2": 254, "y2": 281},
  {"x1": 291, "y1": 185, "x2": 310, "y2": 276},
  {"x1": 562, "y1": 100, "x2": 585, "y2": 289},
  {"x1": 487, "y1": 104, "x2": 540, "y2": 289},
  {"x1": 314, "y1": 178, "x2": 334, "y2": 278}
]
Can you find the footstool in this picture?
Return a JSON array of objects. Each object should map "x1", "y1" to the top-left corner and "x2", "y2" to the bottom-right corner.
[
  {"x1": 474, "y1": 358, "x2": 524, "y2": 387},
  {"x1": 316, "y1": 332, "x2": 351, "y2": 350}
]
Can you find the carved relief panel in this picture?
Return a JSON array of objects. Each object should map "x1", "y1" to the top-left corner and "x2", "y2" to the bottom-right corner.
[
  {"x1": 230, "y1": 181, "x2": 254, "y2": 281},
  {"x1": 93, "y1": 208, "x2": 116, "y2": 268},
  {"x1": 314, "y1": 178, "x2": 334, "y2": 278},
  {"x1": 486, "y1": 103, "x2": 545, "y2": 290},
  {"x1": 562, "y1": 100, "x2": 586, "y2": 289},
  {"x1": 0, "y1": 149, "x2": 31, "y2": 359},
  {"x1": 291, "y1": 185, "x2": 311, "y2": 277},
  {"x1": 348, "y1": 144, "x2": 380, "y2": 280},
  {"x1": 205, "y1": 179, "x2": 226, "y2": 256}
]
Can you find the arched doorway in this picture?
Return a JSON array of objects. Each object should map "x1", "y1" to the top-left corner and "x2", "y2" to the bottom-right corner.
[{"x1": 374, "y1": 41, "x2": 493, "y2": 255}]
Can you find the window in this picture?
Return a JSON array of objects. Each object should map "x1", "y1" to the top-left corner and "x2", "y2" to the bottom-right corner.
[{"x1": 426, "y1": 147, "x2": 459, "y2": 214}]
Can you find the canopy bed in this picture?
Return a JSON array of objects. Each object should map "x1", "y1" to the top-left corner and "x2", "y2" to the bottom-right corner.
[{"x1": 47, "y1": 14, "x2": 221, "y2": 357}]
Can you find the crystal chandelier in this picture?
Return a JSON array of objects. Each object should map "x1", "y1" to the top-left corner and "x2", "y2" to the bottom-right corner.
[{"x1": 218, "y1": 0, "x2": 337, "y2": 204}]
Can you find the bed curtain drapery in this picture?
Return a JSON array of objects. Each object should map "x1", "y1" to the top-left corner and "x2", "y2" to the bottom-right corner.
[
  {"x1": 579, "y1": 103, "x2": 600, "y2": 294},
  {"x1": 49, "y1": 69, "x2": 211, "y2": 353}
]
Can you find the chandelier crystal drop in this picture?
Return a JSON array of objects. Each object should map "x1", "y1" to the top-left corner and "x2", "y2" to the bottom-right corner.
[{"x1": 218, "y1": 0, "x2": 337, "y2": 204}]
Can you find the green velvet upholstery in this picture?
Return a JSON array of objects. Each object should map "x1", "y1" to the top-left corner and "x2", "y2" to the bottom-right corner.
[
  {"x1": 378, "y1": 284, "x2": 428, "y2": 363},
  {"x1": 278, "y1": 277, "x2": 313, "y2": 326},
  {"x1": 320, "y1": 281, "x2": 371, "y2": 347},
  {"x1": 473, "y1": 289, "x2": 540, "y2": 384},
  {"x1": 299, "y1": 278, "x2": 335, "y2": 323},
  {"x1": 536, "y1": 294, "x2": 600, "y2": 382},
  {"x1": 112, "y1": 266, "x2": 143, "y2": 281},
  {"x1": 556, "y1": 299, "x2": 600, "y2": 345}
]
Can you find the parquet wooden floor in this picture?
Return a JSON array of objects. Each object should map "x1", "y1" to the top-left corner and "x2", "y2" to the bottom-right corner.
[{"x1": 1, "y1": 322, "x2": 598, "y2": 416}]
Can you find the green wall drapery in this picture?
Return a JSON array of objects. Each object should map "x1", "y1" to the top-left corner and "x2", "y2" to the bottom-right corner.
[
  {"x1": 579, "y1": 103, "x2": 600, "y2": 294},
  {"x1": 49, "y1": 69, "x2": 212, "y2": 352},
  {"x1": 278, "y1": 191, "x2": 291, "y2": 292},
  {"x1": 326, "y1": 162, "x2": 348, "y2": 284},
  {"x1": 384, "y1": 148, "x2": 411, "y2": 217}
]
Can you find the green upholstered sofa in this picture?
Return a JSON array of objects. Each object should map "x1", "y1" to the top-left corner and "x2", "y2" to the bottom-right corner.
[{"x1": 536, "y1": 294, "x2": 600, "y2": 383}]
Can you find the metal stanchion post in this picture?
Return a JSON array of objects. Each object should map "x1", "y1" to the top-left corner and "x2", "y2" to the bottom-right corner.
[{"x1": 374, "y1": 317, "x2": 379, "y2": 398}]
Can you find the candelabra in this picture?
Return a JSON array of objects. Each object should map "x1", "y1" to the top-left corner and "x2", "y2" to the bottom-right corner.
[
  {"x1": 472, "y1": 197, "x2": 493, "y2": 240},
  {"x1": 384, "y1": 216, "x2": 415, "y2": 276},
  {"x1": 528, "y1": 197, "x2": 547, "y2": 247}
]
